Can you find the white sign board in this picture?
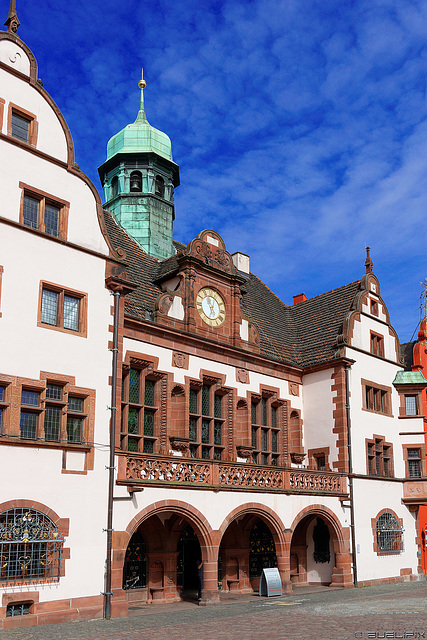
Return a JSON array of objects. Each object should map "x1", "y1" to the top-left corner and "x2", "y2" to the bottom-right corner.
[{"x1": 259, "y1": 567, "x2": 282, "y2": 597}]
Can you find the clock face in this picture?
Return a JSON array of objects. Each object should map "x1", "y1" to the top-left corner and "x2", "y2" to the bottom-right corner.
[{"x1": 196, "y1": 287, "x2": 226, "y2": 327}]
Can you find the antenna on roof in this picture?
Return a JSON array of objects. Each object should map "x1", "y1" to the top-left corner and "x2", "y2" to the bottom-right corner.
[
  {"x1": 365, "y1": 246, "x2": 373, "y2": 274},
  {"x1": 4, "y1": 0, "x2": 20, "y2": 33}
]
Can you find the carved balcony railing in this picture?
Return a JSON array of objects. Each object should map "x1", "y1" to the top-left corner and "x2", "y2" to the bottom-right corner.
[{"x1": 118, "y1": 453, "x2": 347, "y2": 496}]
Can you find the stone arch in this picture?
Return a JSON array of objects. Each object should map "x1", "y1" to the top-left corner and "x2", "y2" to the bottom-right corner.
[
  {"x1": 126, "y1": 500, "x2": 215, "y2": 558},
  {"x1": 219, "y1": 503, "x2": 286, "y2": 551},
  {"x1": 217, "y1": 503, "x2": 289, "y2": 594},
  {"x1": 289, "y1": 504, "x2": 352, "y2": 588}
]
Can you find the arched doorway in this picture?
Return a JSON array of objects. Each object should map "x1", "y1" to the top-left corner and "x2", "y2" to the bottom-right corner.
[
  {"x1": 116, "y1": 501, "x2": 217, "y2": 606},
  {"x1": 218, "y1": 508, "x2": 285, "y2": 594},
  {"x1": 177, "y1": 524, "x2": 201, "y2": 595},
  {"x1": 289, "y1": 507, "x2": 352, "y2": 588}
]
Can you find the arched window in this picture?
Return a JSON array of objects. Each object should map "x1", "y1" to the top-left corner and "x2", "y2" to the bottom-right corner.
[
  {"x1": 376, "y1": 511, "x2": 404, "y2": 554},
  {"x1": 123, "y1": 531, "x2": 146, "y2": 590},
  {"x1": 130, "y1": 171, "x2": 142, "y2": 192},
  {"x1": 111, "y1": 176, "x2": 119, "y2": 198},
  {"x1": 155, "y1": 175, "x2": 165, "y2": 198},
  {"x1": 0, "y1": 508, "x2": 64, "y2": 584}
]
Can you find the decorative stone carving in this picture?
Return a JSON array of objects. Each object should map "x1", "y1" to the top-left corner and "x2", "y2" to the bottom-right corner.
[
  {"x1": 290, "y1": 452, "x2": 306, "y2": 464},
  {"x1": 156, "y1": 293, "x2": 173, "y2": 315},
  {"x1": 187, "y1": 239, "x2": 234, "y2": 274},
  {"x1": 289, "y1": 383, "x2": 299, "y2": 396},
  {"x1": 172, "y1": 351, "x2": 188, "y2": 369},
  {"x1": 169, "y1": 437, "x2": 191, "y2": 455},
  {"x1": 236, "y1": 445, "x2": 254, "y2": 459},
  {"x1": 236, "y1": 368, "x2": 249, "y2": 384}
]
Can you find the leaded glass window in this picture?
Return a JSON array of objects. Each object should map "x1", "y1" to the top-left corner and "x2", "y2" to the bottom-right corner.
[
  {"x1": 20, "y1": 412, "x2": 37, "y2": 439},
  {"x1": 251, "y1": 394, "x2": 280, "y2": 465},
  {"x1": 11, "y1": 113, "x2": 30, "y2": 142},
  {"x1": 21, "y1": 390, "x2": 39, "y2": 406},
  {"x1": 67, "y1": 416, "x2": 82, "y2": 443},
  {"x1": 405, "y1": 395, "x2": 417, "y2": 416},
  {"x1": 63, "y1": 296, "x2": 79, "y2": 331},
  {"x1": 0, "y1": 508, "x2": 64, "y2": 585},
  {"x1": 408, "y1": 448, "x2": 421, "y2": 478},
  {"x1": 46, "y1": 384, "x2": 62, "y2": 401},
  {"x1": 41, "y1": 290, "x2": 58, "y2": 325},
  {"x1": 44, "y1": 204, "x2": 59, "y2": 237},
  {"x1": 202, "y1": 385, "x2": 210, "y2": 416},
  {"x1": 22, "y1": 195, "x2": 39, "y2": 229},
  {"x1": 188, "y1": 384, "x2": 225, "y2": 459},
  {"x1": 121, "y1": 367, "x2": 158, "y2": 452},
  {"x1": 44, "y1": 406, "x2": 61, "y2": 441}
]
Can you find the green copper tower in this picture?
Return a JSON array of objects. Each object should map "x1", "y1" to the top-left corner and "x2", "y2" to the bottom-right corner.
[{"x1": 98, "y1": 70, "x2": 180, "y2": 260}]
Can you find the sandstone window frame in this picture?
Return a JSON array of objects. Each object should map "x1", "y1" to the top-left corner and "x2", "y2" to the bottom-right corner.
[
  {"x1": 361, "y1": 379, "x2": 392, "y2": 416},
  {"x1": 188, "y1": 379, "x2": 227, "y2": 461},
  {"x1": 402, "y1": 444, "x2": 425, "y2": 478},
  {"x1": 370, "y1": 331, "x2": 384, "y2": 357},
  {"x1": 0, "y1": 372, "x2": 94, "y2": 452},
  {"x1": 250, "y1": 391, "x2": 281, "y2": 466},
  {"x1": 371, "y1": 509, "x2": 404, "y2": 555},
  {"x1": 120, "y1": 363, "x2": 160, "y2": 454},
  {"x1": 19, "y1": 182, "x2": 69, "y2": 240},
  {"x1": 37, "y1": 281, "x2": 87, "y2": 338},
  {"x1": 366, "y1": 435, "x2": 394, "y2": 477},
  {"x1": 7, "y1": 103, "x2": 38, "y2": 146}
]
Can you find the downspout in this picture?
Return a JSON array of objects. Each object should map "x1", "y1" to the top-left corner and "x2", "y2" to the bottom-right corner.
[
  {"x1": 344, "y1": 363, "x2": 358, "y2": 587},
  {"x1": 104, "y1": 289, "x2": 121, "y2": 619}
]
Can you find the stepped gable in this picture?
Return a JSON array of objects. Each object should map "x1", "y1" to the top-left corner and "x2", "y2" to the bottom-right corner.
[{"x1": 289, "y1": 280, "x2": 361, "y2": 368}]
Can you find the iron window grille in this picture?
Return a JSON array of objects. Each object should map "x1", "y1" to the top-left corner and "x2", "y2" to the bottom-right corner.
[
  {"x1": 376, "y1": 512, "x2": 404, "y2": 554},
  {"x1": 0, "y1": 508, "x2": 64, "y2": 585}
]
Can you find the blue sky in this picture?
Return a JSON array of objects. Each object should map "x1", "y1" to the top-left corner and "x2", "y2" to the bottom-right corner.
[{"x1": 13, "y1": 0, "x2": 427, "y2": 342}]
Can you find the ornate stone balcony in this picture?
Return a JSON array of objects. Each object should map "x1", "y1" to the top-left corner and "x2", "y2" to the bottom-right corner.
[{"x1": 117, "y1": 453, "x2": 348, "y2": 496}]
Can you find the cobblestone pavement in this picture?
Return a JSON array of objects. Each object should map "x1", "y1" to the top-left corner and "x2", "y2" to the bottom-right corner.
[{"x1": 2, "y1": 581, "x2": 427, "y2": 640}]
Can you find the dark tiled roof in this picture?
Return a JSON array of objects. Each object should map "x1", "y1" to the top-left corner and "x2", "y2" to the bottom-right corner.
[
  {"x1": 289, "y1": 281, "x2": 361, "y2": 367},
  {"x1": 400, "y1": 341, "x2": 415, "y2": 370},
  {"x1": 103, "y1": 210, "x2": 363, "y2": 369},
  {"x1": 103, "y1": 211, "x2": 160, "y2": 319}
]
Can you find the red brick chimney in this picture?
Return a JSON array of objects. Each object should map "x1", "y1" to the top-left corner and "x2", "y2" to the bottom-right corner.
[{"x1": 293, "y1": 293, "x2": 307, "y2": 305}]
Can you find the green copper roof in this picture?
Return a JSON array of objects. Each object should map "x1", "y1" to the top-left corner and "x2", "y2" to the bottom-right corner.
[
  {"x1": 106, "y1": 78, "x2": 173, "y2": 162},
  {"x1": 393, "y1": 370, "x2": 427, "y2": 386}
]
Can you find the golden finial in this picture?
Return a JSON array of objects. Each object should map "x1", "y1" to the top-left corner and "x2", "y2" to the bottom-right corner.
[{"x1": 138, "y1": 68, "x2": 147, "y2": 90}]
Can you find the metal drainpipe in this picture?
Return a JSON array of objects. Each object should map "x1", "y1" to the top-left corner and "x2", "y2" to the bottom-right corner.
[
  {"x1": 104, "y1": 290, "x2": 121, "y2": 619},
  {"x1": 344, "y1": 363, "x2": 358, "y2": 587}
]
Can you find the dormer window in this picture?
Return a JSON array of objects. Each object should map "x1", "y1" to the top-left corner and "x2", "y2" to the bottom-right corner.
[
  {"x1": 155, "y1": 175, "x2": 165, "y2": 198},
  {"x1": 130, "y1": 171, "x2": 142, "y2": 192},
  {"x1": 111, "y1": 176, "x2": 119, "y2": 198}
]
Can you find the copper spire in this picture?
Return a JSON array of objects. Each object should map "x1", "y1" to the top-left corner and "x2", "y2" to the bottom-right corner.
[
  {"x1": 365, "y1": 246, "x2": 373, "y2": 274},
  {"x1": 4, "y1": 0, "x2": 20, "y2": 33}
]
